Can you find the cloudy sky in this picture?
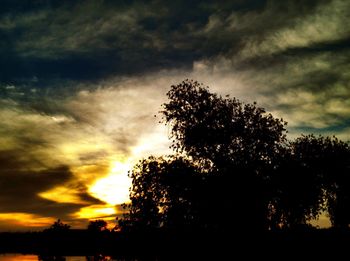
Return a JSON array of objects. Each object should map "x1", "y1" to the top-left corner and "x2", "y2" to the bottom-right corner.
[{"x1": 0, "y1": 0, "x2": 349, "y2": 230}]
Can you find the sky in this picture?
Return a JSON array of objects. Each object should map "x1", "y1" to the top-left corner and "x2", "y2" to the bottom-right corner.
[{"x1": 0, "y1": 0, "x2": 349, "y2": 231}]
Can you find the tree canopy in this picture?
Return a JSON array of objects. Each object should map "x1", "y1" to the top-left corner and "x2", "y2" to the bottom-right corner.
[
  {"x1": 120, "y1": 80, "x2": 350, "y2": 232},
  {"x1": 87, "y1": 219, "x2": 108, "y2": 233},
  {"x1": 44, "y1": 219, "x2": 70, "y2": 233},
  {"x1": 120, "y1": 156, "x2": 203, "y2": 231}
]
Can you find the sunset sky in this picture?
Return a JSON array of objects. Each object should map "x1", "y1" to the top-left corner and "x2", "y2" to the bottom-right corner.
[{"x1": 0, "y1": 0, "x2": 349, "y2": 230}]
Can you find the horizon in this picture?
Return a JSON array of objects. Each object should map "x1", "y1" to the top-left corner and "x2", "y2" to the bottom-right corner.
[{"x1": 0, "y1": 0, "x2": 349, "y2": 231}]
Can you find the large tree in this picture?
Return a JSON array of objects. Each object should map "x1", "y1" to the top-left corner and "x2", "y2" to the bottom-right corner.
[
  {"x1": 120, "y1": 80, "x2": 350, "y2": 232},
  {"x1": 161, "y1": 80, "x2": 288, "y2": 231}
]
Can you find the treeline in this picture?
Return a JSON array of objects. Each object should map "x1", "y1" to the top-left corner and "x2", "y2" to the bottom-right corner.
[{"x1": 118, "y1": 80, "x2": 350, "y2": 233}]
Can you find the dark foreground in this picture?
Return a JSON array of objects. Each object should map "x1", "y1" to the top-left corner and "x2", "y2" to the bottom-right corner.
[{"x1": 0, "y1": 229, "x2": 349, "y2": 260}]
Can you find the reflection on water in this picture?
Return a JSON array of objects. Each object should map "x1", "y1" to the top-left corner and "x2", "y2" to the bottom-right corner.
[
  {"x1": 0, "y1": 254, "x2": 38, "y2": 261},
  {"x1": 0, "y1": 254, "x2": 118, "y2": 261}
]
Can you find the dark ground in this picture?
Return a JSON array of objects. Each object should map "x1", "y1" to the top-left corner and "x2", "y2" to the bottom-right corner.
[{"x1": 0, "y1": 229, "x2": 349, "y2": 260}]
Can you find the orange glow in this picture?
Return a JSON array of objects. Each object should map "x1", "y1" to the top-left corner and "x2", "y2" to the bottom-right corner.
[
  {"x1": 0, "y1": 213, "x2": 56, "y2": 228},
  {"x1": 73, "y1": 204, "x2": 117, "y2": 219},
  {"x1": 0, "y1": 254, "x2": 38, "y2": 261}
]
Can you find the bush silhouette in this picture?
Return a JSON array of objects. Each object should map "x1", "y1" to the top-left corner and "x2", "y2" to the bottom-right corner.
[
  {"x1": 44, "y1": 219, "x2": 70, "y2": 233},
  {"x1": 88, "y1": 219, "x2": 108, "y2": 233}
]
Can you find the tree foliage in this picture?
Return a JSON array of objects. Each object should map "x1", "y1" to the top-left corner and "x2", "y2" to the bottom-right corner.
[
  {"x1": 161, "y1": 80, "x2": 289, "y2": 230},
  {"x1": 120, "y1": 79, "x2": 350, "y2": 232},
  {"x1": 44, "y1": 219, "x2": 70, "y2": 233},
  {"x1": 269, "y1": 139, "x2": 324, "y2": 229},
  {"x1": 300, "y1": 135, "x2": 350, "y2": 228},
  {"x1": 162, "y1": 80, "x2": 287, "y2": 169},
  {"x1": 88, "y1": 219, "x2": 108, "y2": 233},
  {"x1": 120, "y1": 156, "x2": 202, "y2": 231}
]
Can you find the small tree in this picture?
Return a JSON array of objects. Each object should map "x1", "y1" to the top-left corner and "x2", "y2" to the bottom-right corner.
[
  {"x1": 45, "y1": 219, "x2": 70, "y2": 233},
  {"x1": 88, "y1": 219, "x2": 108, "y2": 233}
]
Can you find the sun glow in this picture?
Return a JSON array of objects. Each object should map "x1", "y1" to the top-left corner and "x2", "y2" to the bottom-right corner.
[
  {"x1": 89, "y1": 161, "x2": 132, "y2": 205},
  {"x1": 73, "y1": 205, "x2": 117, "y2": 219}
]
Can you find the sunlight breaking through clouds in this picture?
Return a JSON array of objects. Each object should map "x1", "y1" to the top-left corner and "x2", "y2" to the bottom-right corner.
[
  {"x1": 73, "y1": 205, "x2": 117, "y2": 220},
  {"x1": 89, "y1": 161, "x2": 132, "y2": 205},
  {"x1": 0, "y1": 0, "x2": 349, "y2": 230}
]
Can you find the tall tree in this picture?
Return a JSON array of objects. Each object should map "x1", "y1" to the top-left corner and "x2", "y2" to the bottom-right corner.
[
  {"x1": 269, "y1": 135, "x2": 350, "y2": 229},
  {"x1": 303, "y1": 135, "x2": 350, "y2": 228},
  {"x1": 120, "y1": 79, "x2": 350, "y2": 232},
  {"x1": 161, "y1": 80, "x2": 288, "y2": 231},
  {"x1": 268, "y1": 141, "x2": 324, "y2": 229}
]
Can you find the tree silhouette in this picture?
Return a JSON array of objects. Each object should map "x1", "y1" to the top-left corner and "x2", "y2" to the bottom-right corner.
[
  {"x1": 87, "y1": 219, "x2": 108, "y2": 233},
  {"x1": 120, "y1": 79, "x2": 350, "y2": 233},
  {"x1": 161, "y1": 79, "x2": 288, "y2": 231},
  {"x1": 119, "y1": 80, "x2": 289, "y2": 232},
  {"x1": 120, "y1": 156, "x2": 202, "y2": 231},
  {"x1": 161, "y1": 80, "x2": 287, "y2": 166},
  {"x1": 268, "y1": 139, "x2": 325, "y2": 229},
  {"x1": 44, "y1": 219, "x2": 71, "y2": 233},
  {"x1": 302, "y1": 135, "x2": 350, "y2": 228}
]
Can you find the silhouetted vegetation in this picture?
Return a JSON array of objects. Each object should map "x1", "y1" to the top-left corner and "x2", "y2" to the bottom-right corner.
[
  {"x1": 87, "y1": 219, "x2": 108, "y2": 233},
  {"x1": 119, "y1": 80, "x2": 350, "y2": 233},
  {"x1": 44, "y1": 219, "x2": 71, "y2": 233},
  {"x1": 119, "y1": 156, "x2": 202, "y2": 232}
]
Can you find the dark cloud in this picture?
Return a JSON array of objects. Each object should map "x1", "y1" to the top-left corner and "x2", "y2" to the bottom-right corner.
[
  {"x1": 0, "y1": 150, "x2": 101, "y2": 219},
  {"x1": 0, "y1": 0, "x2": 336, "y2": 83},
  {"x1": 1, "y1": 0, "x2": 348, "y2": 118}
]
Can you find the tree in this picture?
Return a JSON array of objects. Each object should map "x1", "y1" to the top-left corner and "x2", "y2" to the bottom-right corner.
[
  {"x1": 44, "y1": 219, "x2": 70, "y2": 233},
  {"x1": 120, "y1": 79, "x2": 350, "y2": 232},
  {"x1": 161, "y1": 80, "x2": 287, "y2": 168},
  {"x1": 120, "y1": 156, "x2": 202, "y2": 232},
  {"x1": 268, "y1": 140, "x2": 324, "y2": 229},
  {"x1": 161, "y1": 80, "x2": 288, "y2": 231},
  {"x1": 269, "y1": 135, "x2": 350, "y2": 229},
  {"x1": 305, "y1": 135, "x2": 350, "y2": 228},
  {"x1": 88, "y1": 219, "x2": 108, "y2": 233}
]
